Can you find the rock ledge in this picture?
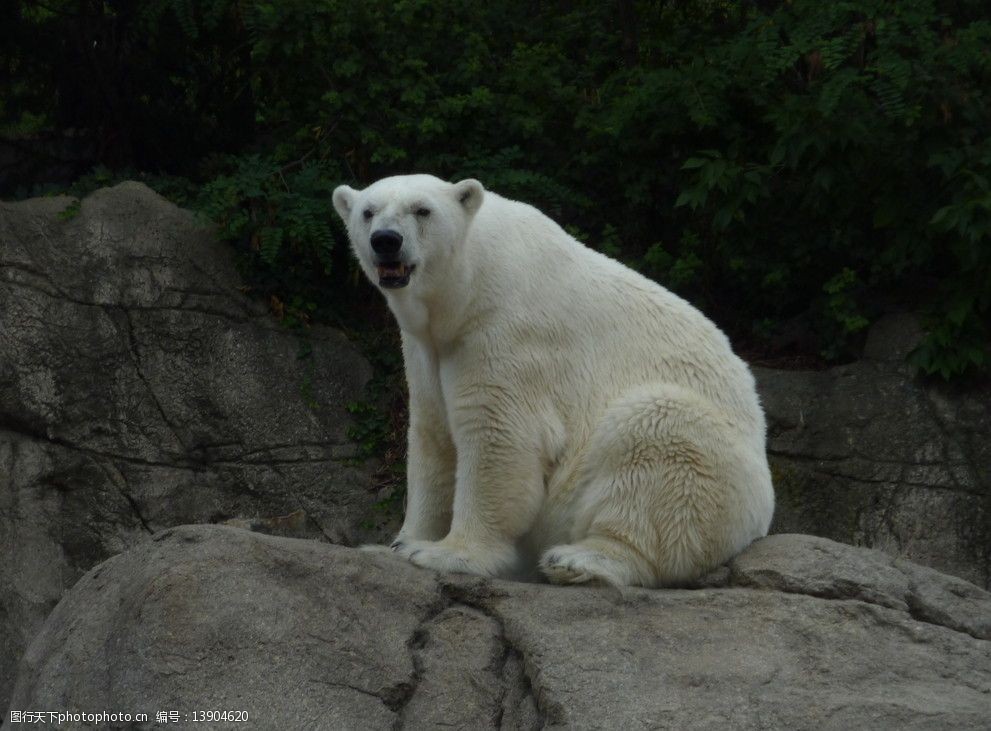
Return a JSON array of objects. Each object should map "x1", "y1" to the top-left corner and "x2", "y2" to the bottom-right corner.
[{"x1": 10, "y1": 526, "x2": 991, "y2": 730}]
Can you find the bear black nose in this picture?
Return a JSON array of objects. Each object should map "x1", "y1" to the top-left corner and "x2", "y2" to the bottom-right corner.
[{"x1": 370, "y1": 229, "x2": 403, "y2": 256}]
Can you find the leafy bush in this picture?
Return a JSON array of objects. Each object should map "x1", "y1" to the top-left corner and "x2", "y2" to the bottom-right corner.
[{"x1": 3, "y1": 0, "x2": 989, "y2": 378}]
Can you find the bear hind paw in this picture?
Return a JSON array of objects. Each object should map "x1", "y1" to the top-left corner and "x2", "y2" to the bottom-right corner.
[{"x1": 539, "y1": 540, "x2": 654, "y2": 588}]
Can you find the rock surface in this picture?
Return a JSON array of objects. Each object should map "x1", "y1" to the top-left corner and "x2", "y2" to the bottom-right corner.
[
  {"x1": 756, "y1": 315, "x2": 991, "y2": 589},
  {"x1": 0, "y1": 184, "x2": 381, "y2": 711},
  {"x1": 10, "y1": 525, "x2": 991, "y2": 730}
]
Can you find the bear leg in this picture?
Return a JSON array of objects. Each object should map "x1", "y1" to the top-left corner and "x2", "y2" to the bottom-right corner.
[{"x1": 541, "y1": 382, "x2": 772, "y2": 588}]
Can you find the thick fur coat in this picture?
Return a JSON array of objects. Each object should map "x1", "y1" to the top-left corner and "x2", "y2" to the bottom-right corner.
[{"x1": 333, "y1": 174, "x2": 774, "y2": 586}]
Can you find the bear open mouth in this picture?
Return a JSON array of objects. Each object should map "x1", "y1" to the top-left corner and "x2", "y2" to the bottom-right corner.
[{"x1": 376, "y1": 262, "x2": 415, "y2": 289}]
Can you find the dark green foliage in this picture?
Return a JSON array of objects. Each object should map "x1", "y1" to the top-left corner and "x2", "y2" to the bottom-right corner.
[
  {"x1": 345, "y1": 330, "x2": 408, "y2": 520},
  {"x1": 2, "y1": 0, "x2": 989, "y2": 378},
  {"x1": 198, "y1": 154, "x2": 340, "y2": 274}
]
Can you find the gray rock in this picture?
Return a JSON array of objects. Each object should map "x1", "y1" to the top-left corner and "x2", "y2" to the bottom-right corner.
[
  {"x1": 756, "y1": 325, "x2": 991, "y2": 588},
  {"x1": 729, "y1": 534, "x2": 991, "y2": 640},
  {"x1": 862, "y1": 312, "x2": 925, "y2": 362},
  {"x1": 0, "y1": 184, "x2": 384, "y2": 711},
  {"x1": 10, "y1": 526, "x2": 991, "y2": 730}
]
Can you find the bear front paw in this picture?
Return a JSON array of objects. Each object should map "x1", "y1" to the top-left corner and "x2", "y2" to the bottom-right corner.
[
  {"x1": 357, "y1": 536, "x2": 416, "y2": 556},
  {"x1": 394, "y1": 538, "x2": 513, "y2": 578}
]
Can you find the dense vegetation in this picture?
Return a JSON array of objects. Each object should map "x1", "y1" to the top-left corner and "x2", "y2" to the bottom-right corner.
[{"x1": 2, "y1": 0, "x2": 989, "y2": 378}]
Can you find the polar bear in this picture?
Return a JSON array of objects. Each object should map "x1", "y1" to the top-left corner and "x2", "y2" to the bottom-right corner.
[{"x1": 333, "y1": 174, "x2": 774, "y2": 587}]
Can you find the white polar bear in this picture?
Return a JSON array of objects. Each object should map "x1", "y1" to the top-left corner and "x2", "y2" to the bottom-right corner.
[{"x1": 333, "y1": 174, "x2": 774, "y2": 587}]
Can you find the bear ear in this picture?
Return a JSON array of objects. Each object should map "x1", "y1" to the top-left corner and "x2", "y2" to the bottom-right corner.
[
  {"x1": 332, "y1": 185, "x2": 357, "y2": 221},
  {"x1": 453, "y1": 179, "x2": 484, "y2": 216}
]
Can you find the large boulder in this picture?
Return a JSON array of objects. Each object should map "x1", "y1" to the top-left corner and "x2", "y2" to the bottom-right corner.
[
  {"x1": 757, "y1": 314, "x2": 991, "y2": 589},
  {"x1": 10, "y1": 525, "x2": 991, "y2": 729},
  {"x1": 0, "y1": 184, "x2": 382, "y2": 712}
]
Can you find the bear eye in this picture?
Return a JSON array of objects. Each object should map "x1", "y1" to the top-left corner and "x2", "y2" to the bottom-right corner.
[
  {"x1": 362, "y1": 209, "x2": 373, "y2": 221},
  {"x1": 415, "y1": 207, "x2": 430, "y2": 217}
]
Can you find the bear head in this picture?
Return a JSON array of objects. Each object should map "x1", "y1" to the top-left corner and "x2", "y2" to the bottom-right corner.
[{"x1": 333, "y1": 174, "x2": 484, "y2": 291}]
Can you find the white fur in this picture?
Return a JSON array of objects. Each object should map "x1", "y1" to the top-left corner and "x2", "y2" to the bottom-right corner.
[{"x1": 334, "y1": 174, "x2": 774, "y2": 587}]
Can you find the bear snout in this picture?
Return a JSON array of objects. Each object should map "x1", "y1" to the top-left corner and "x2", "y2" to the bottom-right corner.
[{"x1": 370, "y1": 229, "x2": 404, "y2": 257}]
